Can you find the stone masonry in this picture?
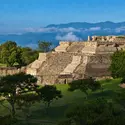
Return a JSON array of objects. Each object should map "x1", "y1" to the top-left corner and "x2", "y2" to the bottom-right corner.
[{"x1": 26, "y1": 35, "x2": 125, "y2": 84}]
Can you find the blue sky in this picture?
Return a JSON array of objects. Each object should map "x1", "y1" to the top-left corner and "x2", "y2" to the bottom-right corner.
[{"x1": 0, "y1": 0, "x2": 125, "y2": 33}]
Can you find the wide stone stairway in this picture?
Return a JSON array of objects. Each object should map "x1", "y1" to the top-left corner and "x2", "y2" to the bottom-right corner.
[
  {"x1": 60, "y1": 56, "x2": 81, "y2": 75},
  {"x1": 26, "y1": 53, "x2": 46, "y2": 75}
]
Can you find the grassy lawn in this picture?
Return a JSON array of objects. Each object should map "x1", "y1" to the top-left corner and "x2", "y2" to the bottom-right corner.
[{"x1": 0, "y1": 78, "x2": 123, "y2": 125}]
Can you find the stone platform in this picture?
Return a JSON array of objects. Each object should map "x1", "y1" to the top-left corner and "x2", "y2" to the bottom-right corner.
[{"x1": 26, "y1": 35, "x2": 125, "y2": 84}]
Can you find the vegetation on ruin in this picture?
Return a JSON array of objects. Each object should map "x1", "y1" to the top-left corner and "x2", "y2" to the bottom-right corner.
[{"x1": 110, "y1": 50, "x2": 125, "y2": 78}]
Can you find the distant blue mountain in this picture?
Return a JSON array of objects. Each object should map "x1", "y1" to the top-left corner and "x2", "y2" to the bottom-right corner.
[
  {"x1": 0, "y1": 21, "x2": 125, "y2": 48},
  {"x1": 46, "y1": 21, "x2": 125, "y2": 29}
]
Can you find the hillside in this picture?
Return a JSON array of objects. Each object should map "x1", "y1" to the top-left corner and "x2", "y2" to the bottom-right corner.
[{"x1": 0, "y1": 21, "x2": 125, "y2": 48}]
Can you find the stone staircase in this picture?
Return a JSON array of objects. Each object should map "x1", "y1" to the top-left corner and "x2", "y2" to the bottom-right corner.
[
  {"x1": 26, "y1": 53, "x2": 47, "y2": 75},
  {"x1": 38, "y1": 52, "x2": 73, "y2": 84},
  {"x1": 60, "y1": 56, "x2": 81, "y2": 75},
  {"x1": 74, "y1": 55, "x2": 89, "y2": 79}
]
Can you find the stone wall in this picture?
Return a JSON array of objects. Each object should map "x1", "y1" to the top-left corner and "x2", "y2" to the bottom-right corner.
[
  {"x1": 96, "y1": 42, "x2": 125, "y2": 54},
  {"x1": 90, "y1": 35, "x2": 125, "y2": 42},
  {"x1": 0, "y1": 67, "x2": 25, "y2": 76},
  {"x1": 91, "y1": 36, "x2": 117, "y2": 42}
]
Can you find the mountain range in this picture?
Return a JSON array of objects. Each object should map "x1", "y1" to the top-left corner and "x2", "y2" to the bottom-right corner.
[{"x1": 0, "y1": 21, "x2": 125, "y2": 48}]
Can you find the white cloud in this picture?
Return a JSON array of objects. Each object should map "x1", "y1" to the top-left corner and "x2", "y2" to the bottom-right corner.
[
  {"x1": 58, "y1": 27, "x2": 80, "y2": 32},
  {"x1": 37, "y1": 27, "x2": 58, "y2": 32},
  {"x1": 23, "y1": 27, "x2": 58, "y2": 33},
  {"x1": 115, "y1": 27, "x2": 125, "y2": 33},
  {"x1": 89, "y1": 27, "x2": 101, "y2": 31},
  {"x1": 21, "y1": 26, "x2": 103, "y2": 34},
  {"x1": 56, "y1": 32, "x2": 81, "y2": 41},
  {"x1": 23, "y1": 27, "x2": 80, "y2": 33},
  {"x1": 10, "y1": 26, "x2": 120, "y2": 35},
  {"x1": 83, "y1": 27, "x2": 101, "y2": 32}
]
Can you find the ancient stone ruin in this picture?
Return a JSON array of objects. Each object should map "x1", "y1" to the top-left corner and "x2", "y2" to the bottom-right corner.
[
  {"x1": 0, "y1": 67, "x2": 26, "y2": 76},
  {"x1": 26, "y1": 35, "x2": 125, "y2": 84}
]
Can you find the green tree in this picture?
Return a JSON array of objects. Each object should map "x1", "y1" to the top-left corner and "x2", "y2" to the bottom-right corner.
[
  {"x1": 21, "y1": 47, "x2": 38, "y2": 65},
  {"x1": 38, "y1": 41, "x2": 52, "y2": 52},
  {"x1": 68, "y1": 77, "x2": 101, "y2": 96},
  {"x1": 0, "y1": 41, "x2": 21, "y2": 67},
  {"x1": 0, "y1": 73, "x2": 38, "y2": 118},
  {"x1": 109, "y1": 50, "x2": 125, "y2": 78},
  {"x1": 16, "y1": 93, "x2": 40, "y2": 124},
  {"x1": 0, "y1": 41, "x2": 39, "y2": 67},
  {"x1": 37, "y1": 85, "x2": 62, "y2": 113},
  {"x1": 58, "y1": 98, "x2": 125, "y2": 125},
  {"x1": 115, "y1": 90, "x2": 125, "y2": 110}
]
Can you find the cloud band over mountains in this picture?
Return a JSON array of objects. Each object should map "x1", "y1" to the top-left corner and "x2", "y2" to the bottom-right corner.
[
  {"x1": 1, "y1": 22, "x2": 125, "y2": 48},
  {"x1": 23, "y1": 26, "x2": 125, "y2": 34},
  {"x1": 56, "y1": 32, "x2": 82, "y2": 41},
  {"x1": 23, "y1": 26, "x2": 102, "y2": 33}
]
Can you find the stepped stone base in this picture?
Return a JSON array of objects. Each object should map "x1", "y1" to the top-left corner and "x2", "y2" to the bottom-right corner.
[{"x1": 26, "y1": 36, "x2": 125, "y2": 84}]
